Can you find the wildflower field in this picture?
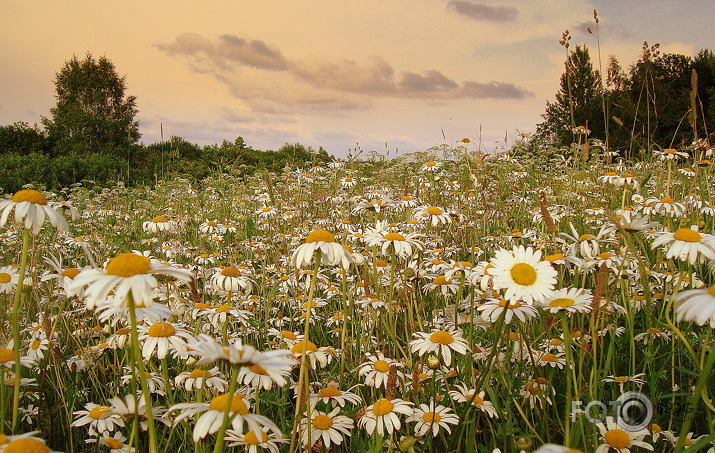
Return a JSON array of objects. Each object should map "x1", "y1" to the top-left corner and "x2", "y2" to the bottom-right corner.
[{"x1": 1, "y1": 141, "x2": 714, "y2": 453}]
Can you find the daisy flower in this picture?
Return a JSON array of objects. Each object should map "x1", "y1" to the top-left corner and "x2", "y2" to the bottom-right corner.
[
  {"x1": 595, "y1": 416, "x2": 653, "y2": 453},
  {"x1": 137, "y1": 321, "x2": 195, "y2": 360},
  {"x1": 407, "y1": 400, "x2": 460, "y2": 437},
  {"x1": 310, "y1": 385, "x2": 363, "y2": 408},
  {"x1": 290, "y1": 340, "x2": 336, "y2": 369},
  {"x1": 142, "y1": 216, "x2": 177, "y2": 234},
  {"x1": 175, "y1": 367, "x2": 228, "y2": 392},
  {"x1": 409, "y1": 328, "x2": 471, "y2": 366},
  {"x1": 0, "y1": 189, "x2": 68, "y2": 234},
  {"x1": 539, "y1": 287, "x2": 593, "y2": 314},
  {"x1": 299, "y1": 407, "x2": 354, "y2": 448},
  {"x1": 291, "y1": 229, "x2": 349, "y2": 268},
  {"x1": 70, "y1": 252, "x2": 193, "y2": 309},
  {"x1": 209, "y1": 266, "x2": 254, "y2": 294},
  {"x1": 538, "y1": 352, "x2": 566, "y2": 369},
  {"x1": 86, "y1": 432, "x2": 135, "y2": 453},
  {"x1": 364, "y1": 230, "x2": 424, "y2": 258},
  {"x1": 478, "y1": 298, "x2": 539, "y2": 323},
  {"x1": 225, "y1": 428, "x2": 286, "y2": 453},
  {"x1": 358, "y1": 398, "x2": 414, "y2": 437},
  {"x1": 490, "y1": 245, "x2": 557, "y2": 304},
  {"x1": 602, "y1": 374, "x2": 646, "y2": 393},
  {"x1": 413, "y1": 205, "x2": 452, "y2": 226},
  {"x1": 420, "y1": 160, "x2": 443, "y2": 172},
  {"x1": 651, "y1": 226, "x2": 715, "y2": 264},
  {"x1": 533, "y1": 445, "x2": 584, "y2": 453},
  {"x1": 71, "y1": 403, "x2": 125, "y2": 436},
  {"x1": 0, "y1": 265, "x2": 19, "y2": 294},
  {"x1": 0, "y1": 432, "x2": 62, "y2": 453},
  {"x1": 672, "y1": 285, "x2": 715, "y2": 327},
  {"x1": 448, "y1": 383, "x2": 499, "y2": 418},
  {"x1": 358, "y1": 353, "x2": 404, "y2": 389}
]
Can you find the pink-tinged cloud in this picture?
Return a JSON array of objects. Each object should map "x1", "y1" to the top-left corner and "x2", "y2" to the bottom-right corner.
[
  {"x1": 157, "y1": 33, "x2": 532, "y2": 108},
  {"x1": 447, "y1": 1, "x2": 518, "y2": 22}
]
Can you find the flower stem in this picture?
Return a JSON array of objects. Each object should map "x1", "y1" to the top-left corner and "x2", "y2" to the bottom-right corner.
[
  {"x1": 213, "y1": 364, "x2": 239, "y2": 453},
  {"x1": 127, "y1": 293, "x2": 157, "y2": 453},
  {"x1": 674, "y1": 340, "x2": 715, "y2": 452},
  {"x1": 10, "y1": 227, "x2": 30, "y2": 433}
]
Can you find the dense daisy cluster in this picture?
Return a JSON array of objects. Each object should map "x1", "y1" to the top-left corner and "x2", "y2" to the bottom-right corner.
[{"x1": 0, "y1": 144, "x2": 714, "y2": 452}]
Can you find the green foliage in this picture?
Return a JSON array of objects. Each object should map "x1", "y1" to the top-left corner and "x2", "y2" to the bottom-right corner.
[
  {"x1": 42, "y1": 53, "x2": 140, "y2": 156},
  {"x1": 0, "y1": 122, "x2": 52, "y2": 155},
  {"x1": 538, "y1": 43, "x2": 715, "y2": 155}
]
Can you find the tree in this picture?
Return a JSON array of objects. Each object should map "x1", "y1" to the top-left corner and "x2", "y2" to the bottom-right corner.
[
  {"x1": 537, "y1": 45, "x2": 604, "y2": 145},
  {"x1": 0, "y1": 122, "x2": 51, "y2": 155},
  {"x1": 42, "y1": 53, "x2": 140, "y2": 156}
]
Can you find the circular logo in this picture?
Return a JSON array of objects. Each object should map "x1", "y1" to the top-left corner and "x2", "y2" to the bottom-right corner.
[{"x1": 615, "y1": 391, "x2": 653, "y2": 431}]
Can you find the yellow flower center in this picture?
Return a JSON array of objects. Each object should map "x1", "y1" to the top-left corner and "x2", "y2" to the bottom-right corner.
[
  {"x1": 189, "y1": 369, "x2": 211, "y2": 379},
  {"x1": 563, "y1": 450, "x2": 584, "y2": 453},
  {"x1": 429, "y1": 330, "x2": 454, "y2": 345},
  {"x1": 11, "y1": 189, "x2": 47, "y2": 205},
  {"x1": 105, "y1": 253, "x2": 151, "y2": 277},
  {"x1": 147, "y1": 322, "x2": 176, "y2": 338},
  {"x1": 427, "y1": 206, "x2": 443, "y2": 216},
  {"x1": 708, "y1": 285, "x2": 715, "y2": 297},
  {"x1": 3, "y1": 438, "x2": 50, "y2": 453},
  {"x1": 279, "y1": 331, "x2": 297, "y2": 340},
  {"x1": 545, "y1": 253, "x2": 564, "y2": 262},
  {"x1": 0, "y1": 273, "x2": 11, "y2": 284},
  {"x1": 384, "y1": 232, "x2": 406, "y2": 241},
  {"x1": 614, "y1": 376, "x2": 628, "y2": 382},
  {"x1": 645, "y1": 327, "x2": 661, "y2": 334},
  {"x1": 305, "y1": 229, "x2": 335, "y2": 243},
  {"x1": 373, "y1": 359, "x2": 391, "y2": 373},
  {"x1": 604, "y1": 429, "x2": 631, "y2": 449},
  {"x1": 317, "y1": 387, "x2": 342, "y2": 398},
  {"x1": 220, "y1": 267, "x2": 241, "y2": 277},
  {"x1": 344, "y1": 177, "x2": 353, "y2": 182},
  {"x1": 208, "y1": 394, "x2": 248, "y2": 414},
  {"x1": 372, "y1": 398, "x2": 394, "y2": 416},
  {"x1": 422, "y1": 411, "x2": 441, "y2": 423},
  {"x1": 665, "y1": 148, "x2": 677, "y2": 154},
  {"x1": 312, "y1": 414, "x2": 334, "y2": 430},
  {"x1": 89, "y1": 405, "x2": 110, "y2": 419},
  {"x1": 432, "y1": 275, "x2": 452, "y2": 285},
  {"x1": 466, "y1": 393, "x2": 484, "y2": 405},
  {"x1": 511, "y1": 263, "x2": 537, "y2": 286},
  {"x1": 249, "y1": 365, "x2": 269, "y2": 375},
  {"x1": 498, "y1": 299, "x2": 522, "y2": 309},
  {"x1": 291, "y1": 340, "x2": 318, "y2": 354},
  {"x1": 550, "y1": 298, "x2": 575, "y2": 307},
  {"x1": 151, "y1": 216, "x2": 168, "y2": 223},
  {"x1": 244, "y1": 430, "x2": 268, "y2": 445},
  {"x1": 0, "y1": 348, "x2": 13, "y2": 363},
  {"x1": 31, "y1": 339, "x2": 42, "y2": 350},
  {"x1": 541, "y1": 353, "x2": 559, "y2": 362},
  {"x1": 673, "y1": 228, "x2": 702, "y2": 243},
  {"x1": 426, "y1": 161, "x2": 437, "y2": 167},
  {"x1": 62, "y1": 268, "x2": 81, "y2": 279},
  {"x1": 207, "y1": 221, "x2": 218, "y2": 226},
  {"x1": 104, "y1": 438, "x2": 124, "y2": 449},
  {"x1": 660, "y1": 196, "x2": 675, "y2": 204}
]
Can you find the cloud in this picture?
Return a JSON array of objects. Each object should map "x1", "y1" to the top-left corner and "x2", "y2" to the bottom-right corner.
[
  {"x1": 447, "y1": 1, "x2": 518, "y2": 22},
  {"x1": 157, "y1": 32, "x2": 288, "y2": 71},
  {"x1": 157, "y1": 32, "x2": 532, "y2": 111}
]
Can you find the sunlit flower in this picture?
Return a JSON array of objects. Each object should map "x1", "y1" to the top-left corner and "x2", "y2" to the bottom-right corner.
[
  {"x1": 299, "y1": 407, "x2": 354, "y2": 448},
  {"x1": 478, "y1": 297, "x2": 539, "y2": 323},
  {"x1": 407, "y1": 400, "x2": 459, "y2": 437},
  {"x1": 310, "y1": 385, "x2": 363, "y2": 408},
  {"x1": 448, "y1": 383, "x2": 499, "y2": 417},
  {"x1": 0, "y1": 265, "x2": 19, "y2": 294},
  {"x1": 539, "y1": 287, "x2": 593, "y2": 314},
  {"x1": 137, "y1": 321, "x2": 195, "y2": 360},
  {"x1": 490, "y1": 245, "x2": 557, "y2": 304},
  {"x1": 71, "y1": 403, "x2": 125, "y2": 436},
  {"x1": 210, "y1": 266, "x2": 253, "y2": 294},
  {"x1": 364, "y1": 230, "x2": 424, "y2": 258},
  {"x1": 651, "y1": 225, "x2": 715, "y2": 264},
  {"x1": 595, "y1": 416, "x2": 652, "y2": 453},
  {"x1": 142, "y1": 215, "x2": 177, "y2": 234},
  {"x1": 0, "y1": 432, "x2": 62, "y2": 453},
  {"x1": 0, "y1": 189, "x2": 68, "y2": 234},
  {"x1": 70, "y1": 252, "x2": 193, "y2": 309},
  {"x1": 292, "y1": 229, "x2": 349, "y2": 268},
  {"x1": 358, "y1": 353, "x2": 404, "y2": 389},
  {"x1": 225, "y1": 427, "x2": 286, "y2": 453},
  {"x1": 420, "y1": 160, "x2": 443, "y2": 172},
  {"x1": 673, "y1": 285, "x2": 715, "y2": 327},
  {"x1": 413, "y1": 205, "x2": 452, "y2": 226},
  {"x1": 175, "y1": 367, "x2": 228, "y2": 392},
  {"x1": 410, "y1": 328, "x2": 470, "y2": 366},
  {"x1": 358, "y1": 398, "x2": 414, "y2": 436}
]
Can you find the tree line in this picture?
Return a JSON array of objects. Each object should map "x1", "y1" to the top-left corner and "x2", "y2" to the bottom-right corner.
[
  {"x1": 537, "y1": 42, "x2": 715, "y2": 157},
  {"x1": 0, "y1": 54, "x2": 332, "y2": 192}
]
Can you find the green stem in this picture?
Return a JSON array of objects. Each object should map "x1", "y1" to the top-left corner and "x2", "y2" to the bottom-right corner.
[
  {"x1": 128, "y1": 293, "x2": 157, "y2": 453},
  {"x1": 674, "y1": 338, "x2": 715, "y2": 452},
  {"x1": 10, "y1": 228, "x2": 30, "y2": 433},
  {"x1": 212, "y1": 364, "x2": 239, "y2": 453}
]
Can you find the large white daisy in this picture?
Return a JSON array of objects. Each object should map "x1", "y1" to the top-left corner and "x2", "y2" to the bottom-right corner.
[
  {"x1": 490, "y1": 245, "x2": 557, "y2": 304},
  {"x1": 0, "y1": 189, "x2": 68, "y2": 234}
]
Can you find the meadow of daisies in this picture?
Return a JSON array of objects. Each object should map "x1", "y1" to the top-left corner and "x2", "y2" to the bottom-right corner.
[{"x1": 0, "y1": 141, "x2": 714, "y2": 453}]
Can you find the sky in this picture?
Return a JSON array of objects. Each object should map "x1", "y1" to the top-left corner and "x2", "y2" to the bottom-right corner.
[{"x1": 2, "y1": 1, "x2": 715, "y2": 158}]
